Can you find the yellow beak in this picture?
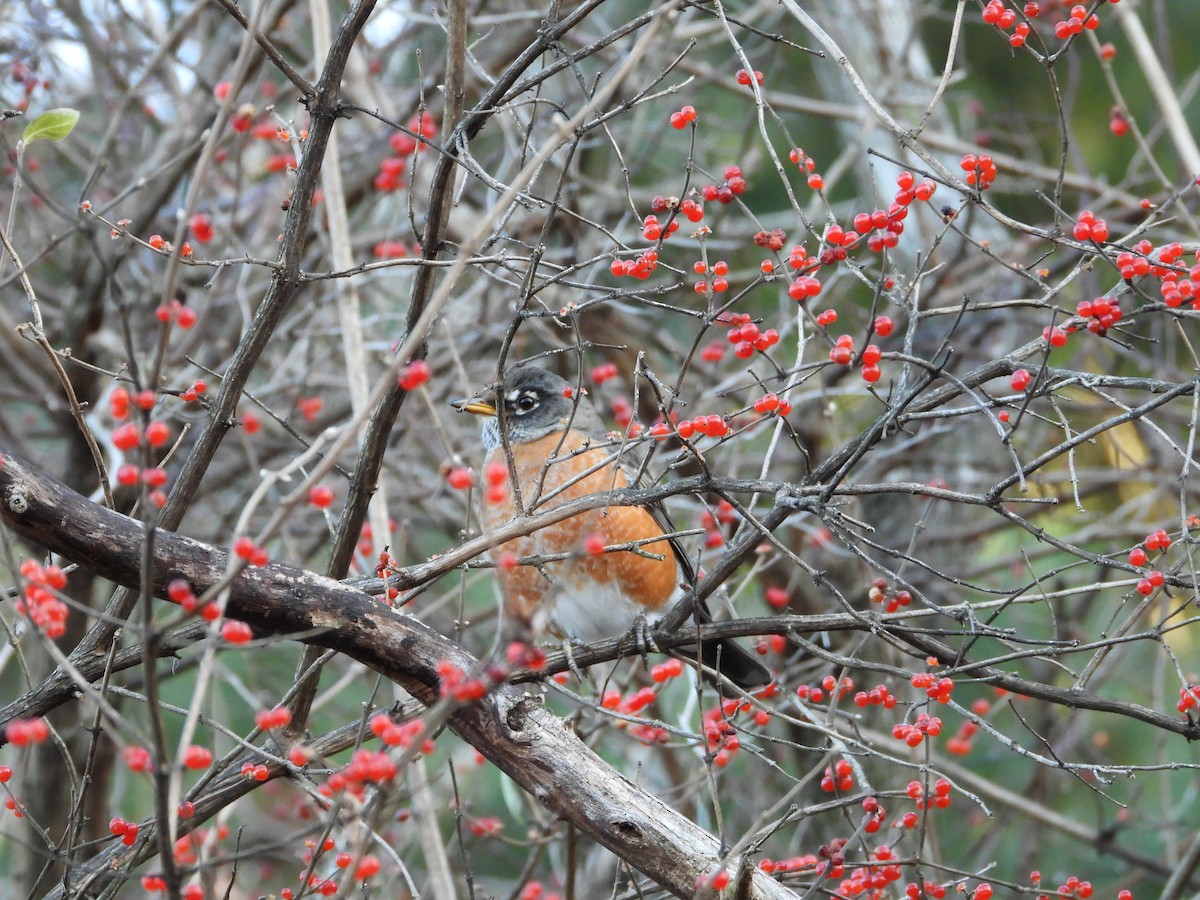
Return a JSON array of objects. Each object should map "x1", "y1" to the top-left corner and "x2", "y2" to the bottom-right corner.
[{"x1": 450, "y1": 398, "x2": 497, "y2": 417}]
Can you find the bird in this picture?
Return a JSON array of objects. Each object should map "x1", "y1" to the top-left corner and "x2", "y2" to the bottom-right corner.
[{"x1": 452, "y1": 364, "x2": 772, "y2": 689}]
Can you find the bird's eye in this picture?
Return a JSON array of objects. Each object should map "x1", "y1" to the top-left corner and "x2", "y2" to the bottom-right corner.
[{"x1": 515, "y1": 392, "x2": 538, "y2": 412}]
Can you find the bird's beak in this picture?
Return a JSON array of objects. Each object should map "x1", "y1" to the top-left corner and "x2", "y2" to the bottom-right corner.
[{"x1": 450, "y1": 396, "x2": 497, "y2": 417}]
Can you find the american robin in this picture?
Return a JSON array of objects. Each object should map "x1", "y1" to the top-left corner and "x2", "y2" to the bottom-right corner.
[{"x1": 452, "y1": 365, "x2": 771, "y2": 689}]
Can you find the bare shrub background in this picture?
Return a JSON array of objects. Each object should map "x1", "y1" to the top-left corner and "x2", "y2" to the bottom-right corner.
[{"x1": 1, "y1": 0, "x2": 1199, "y2": 897}]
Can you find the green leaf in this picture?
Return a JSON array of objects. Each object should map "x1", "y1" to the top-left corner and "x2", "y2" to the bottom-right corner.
[{"x1": 22, "y1": 108, "x2": 80, "y2": 144}]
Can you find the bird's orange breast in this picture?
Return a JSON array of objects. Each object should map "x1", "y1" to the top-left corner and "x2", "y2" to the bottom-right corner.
[{"x1": 480, "y1": 430, "x2": 677, "y2": 634}]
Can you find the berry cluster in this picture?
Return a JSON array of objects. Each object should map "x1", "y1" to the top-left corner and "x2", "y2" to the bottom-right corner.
[
  {"x1": 609, "y1": 247, "x2": 658, "y2": 279},
  {"x1": 109, "y1": 387, "x2": 179, "y2": 503},
  {"x1": 904, "y1": 880, "x2": 947, "y2": 899},
  {"x1": 641, "y1": 212, "x2": 678, "y2": 241},
  {"x1": 1127, "y1": 527, "x2": 1170, "y2": 596},
  {"x1": 297, "y1": 395, "x2": 323, "y2": 422},
  {"x1": 233, "y1": 535, "x2": 270, "y2": 567},
  {"x1": 1072, "y1": 210, "x2": 1110, "y2": 242},
  {"x1": 982, "y1": 1, "x2": 1110, "y2": 47},
  {"x1": 820, "y1": 758, "x2": 854, "y2": 792},
  {"x1": 668, "y1": 104, "x2": 696, "y2": 129},
  {"x1": 5, "y1": 717, "x2": 50, "y2": 747},
  {"x1": 332, "y1": 749, "x2": 398, "y2": 793},
  {"x1": 516, "y1": 883, "x2": 563, "y2": 900},
  {"x1": 167, "y1": 577, "x2": 220, "y2": 621},
  {"x1": 373, "y1": 239, "x2": 420, "y2": 259},
  {"x1": 867, "y1": 577, "x2": 912, "y2": 612},
  {"x1": 754, "y1": 227, "x2": 786, "y2": 251},
  {"x1": 829, "y1": 335, "x2": 884, "y2": 383},
  {"x1": 590, "y1": 362, "x2": 619, "y2": 385},
  {"x1": 1041, "y1": 874, "x2": 1094, "y2": 899},
  {"x1": 853, "y1": 683, "x2": 897, "y2": 709},
  {"x1": 108, "y1": 816, "x2": 140, "y2": 846},
  {"x1": 785, "y1": 171, "x2": 935, "y2": 332},
  {"x1": 723, "y1": 312, "x2": 780, "y2": 358},
  {"x1": 141, "y1": 877, "x2": 206, "y2": 897},
  {"x1": 815, "y1": 837, "x2": 848, "y2": 878},
  {"x1": 602, "y1": 685, "x2": 655, "y2": 715},
  {"x1": 911, "y1": 672, "x2": 954, "y2": 704},
  {"x1": 147, "y1": 232, "x2": 185, "y2": 257},
  {"x1": 1041, "y1": 324, "x2": 1069, "y2": 347},
  {"x1": 960, "y1": 153, "x2": 997, "y2": 190},
  {"x1": 370, "y1": 713, "x2": 436, "y2": 753},
  {"x1": 505, "y1": 640, "x2": 548, "y2": 670},
  {"x1": 172, "y1": 821, "x2": 228, "y2": 868},
  {"x1": 757, "y1": 854, "x2": 822, "y2": 876},
  {"x1": 698, "y1": 498, "x2": 738, "y2": 548},
  {"x1": 906, "y1": 777, "x2": 952, "y2": 810},
  {"x1": 650, "y1": 658, "x2": 685, "y2": 683},
  {"x1": 335, "y1": 852, "x2": 382, "y2": 880},
  {"x1": 7, "y1": 60, "x2": 45, "y2": 113},
  {"x1": 699, "y1": 164, "x2": 748, "y2": 205},
  {"x1": 1053, "y1": 4, "x2": 1101, "y2": 39},
  {"x1": 796, "y1": 674, "x2": 855, "y2": 704},
  {"x1": 600, "y1": 686, "x2": 669, "y2": 744},
  {"x1": 674, "y1": 414, "x2": 730, "y2": 440},
  {"x1": 482, "y1": 460, "x2": 509, "y2": 504},
  {"x1": 240, "y1": 760, "x2": 271, "y2": 781},
  {"x1": 752, "y1": 392, "x2": 792, "y2": 416},
  {"x1": 981, "y1": 1, "x2": 1018, "y2": 29},
  {"x1": 374, "y1": 111, "x2": 437, "y2": 192},
  {"x1": 1074, "y1": 295, "x2": 1122, "y2": 336},
  {"x1": 892, "y1": 711, "x2": 942, "y2": 747},
  {"x1": 692, "y1": 258, "x2": 729, "y2": 295},
  {"x1": 1176, "y1": 684, "x2": 1200, "y2": 715},
  {"x1": 15, "y1": 560, "x2": 69, "y2": 639},
  {"x1": 835, "y1": 843, "x2": 904, "y2": 894},
  {"x1": 436, "y1": 658, "x2": 498, "y2": 702},
  {"x1": 255, "y1": 706, "x2": 293, "y2": 731},
  {"x1": 788, "y1": 147, "x2": 825, "y2": 190},
  {"x1": 860, "y1": 796, "x2": 889, "y2": 834},
  {"x1": 941, "y1": 697, "x2": 989, "y2": 756},
  {"x1": 701, "y1": 697, "x2": 769, "y2": 767},
  {"x1": 1127, "y1": 241, "x2": 1200, "y2": 309}
]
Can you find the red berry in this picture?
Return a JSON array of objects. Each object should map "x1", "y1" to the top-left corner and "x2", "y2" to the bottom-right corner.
[
  {"x1": 765, "y1": 586, "x2": 789, "y2": 608},
  {"x1": 189, "y1": 213, "x2": 214, "y2": 243},
  {"x1": 182, "y1": 745, "x2": 213, "y2": 769},
  {"x1": 398, "y1": 359, "x2": 431, "y2": 391},
  {"x1": 112, "y1": 422, "x2": 140, "y2": 451},
  {"x1": 221, "y1": 620, "x2": 253, "y2": 643},
  {"x1": 122, "y1": 745, "x2": 152, "y2": 772},
  {"x1": 145, "y1": 420, "x2": 170, "y2": 448},
  {"x1": 446, "y1": 466, "x2": 474, "y2": 490}
]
